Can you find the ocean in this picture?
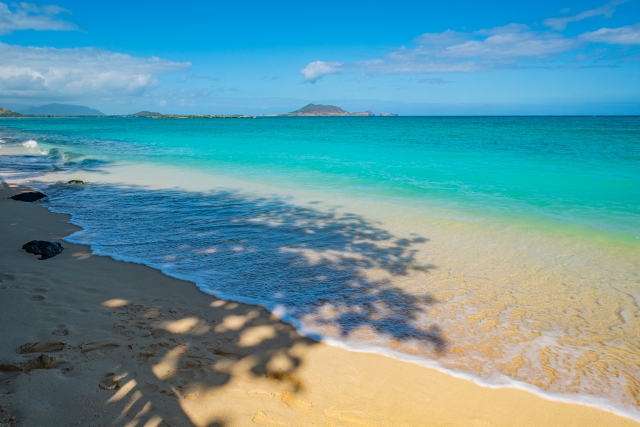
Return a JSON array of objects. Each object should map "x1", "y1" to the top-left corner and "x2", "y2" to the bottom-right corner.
[{"x1": 1, "y1": 116, "x2": 639, "y2": 419}]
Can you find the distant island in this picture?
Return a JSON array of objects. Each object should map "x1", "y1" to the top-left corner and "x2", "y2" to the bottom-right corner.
[
  {"x1": 20, "y1": 103, "x2": 105, "y2": 116},
  {"x1": 128, "y1": 110, "x2": 162, "y2": 117},
  {"x1": 0, "y1": 107, "x2": 254, "y2": 119},
  {"x1": 280, "y1": 104, "x2": 398, "y2": 117},
  {"x1": 0, "y1": 104, "x2": 395, "y2": 119},
  {"x1": 0, "y1": 108, "x2": 23, "y2": 118},
  {"x1": 127, "y1": 111, "x2": 254, "y2": 119},
  {"x1": 153, "y1": 115, "x2": 254, "y2": 119},
  {"x1": 287, "y1": 104, "x2": 375, "y2": 117},
  {"x1": 0, "y1": 106, "x2": 105, "y2": 118}
]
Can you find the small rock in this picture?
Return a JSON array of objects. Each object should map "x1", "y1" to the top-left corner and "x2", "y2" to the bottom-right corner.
[
  {"x1": 22, "y1": 241, "x2": 64, "y2": 260},
  {"x1": 9, "y1": 192, "x2": 46, "y2": 202},
  {"x1": 68, "y1": 180, "x2": 84, "y2": 185}
]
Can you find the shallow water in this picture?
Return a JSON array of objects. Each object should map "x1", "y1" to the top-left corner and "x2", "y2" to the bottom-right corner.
[{"x1": 1, "y1": 117, "x2": 639, "y2": 418}]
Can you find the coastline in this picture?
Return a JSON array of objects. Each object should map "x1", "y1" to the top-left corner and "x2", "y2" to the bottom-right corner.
[{"x1": 1, "y1": 181, "x2": 638, "y2": 426}]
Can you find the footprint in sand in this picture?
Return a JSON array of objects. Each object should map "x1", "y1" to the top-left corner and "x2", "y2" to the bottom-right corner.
[
  {"x1": 280, "y1": 392, "x2": 312, "y2": 412},
  {"x1": 80, "y1": 340, "x2": 121, "y2": 353},
  {"x1": 135, "y1": 351, "x2": 155, "y2": 363},
  {"x1": 0, "y1": 405, "x2": 17, "y2": 427},
  {"x1": 16, "y1": 341, "x2": 66, "y2": 354},
  {"x1": 209, "y1": 347, "x2": 242, "y2": 360},
  {"x1": 99, "y1": 373, "x2": 121, "y2": 391},
  {"x1": 113, "y1": 323, "x2": 136, "y2": 339},
  {"x1": 21, "y1": 354, "x2": 65, "y2": 370},
  {"x1": 0, "y1": 273, "x2": 15, "y2": 282},
  {"x1": 51, "y1": 325, "x2": 69, "y2": 336},
  {"x1": 252, "y1": 411, "x2": 285, "y2": 425},
  {"x1": 1, "y1": 354, "x2": 66, "y2": 372}
]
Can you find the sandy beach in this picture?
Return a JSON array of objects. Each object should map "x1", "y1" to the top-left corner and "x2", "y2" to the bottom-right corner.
[{"x1": 1, "y1": 182, "x2": 638, "y2": 427}]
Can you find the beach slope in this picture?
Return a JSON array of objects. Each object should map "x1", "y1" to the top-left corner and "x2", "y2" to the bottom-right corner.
[{"x1": 0, "y1": 182, "x2": 637, "y2": 427}]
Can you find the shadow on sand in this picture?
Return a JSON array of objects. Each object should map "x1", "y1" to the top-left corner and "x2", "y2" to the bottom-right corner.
[{"x1": 43, "y1": 182, "x2": 445, "y2": 426}]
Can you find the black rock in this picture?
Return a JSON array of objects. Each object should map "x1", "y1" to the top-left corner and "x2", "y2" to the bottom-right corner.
[
  {"x1": 22, "y1": 241, "x2": 64, "y2": 260},
  {"x1": 10, "y1": 192, "x2": 46, "y2": 202}
]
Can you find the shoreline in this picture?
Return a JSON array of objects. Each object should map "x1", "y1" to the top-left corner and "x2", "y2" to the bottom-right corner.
[
  {"x1": 43, "y1": 185, "x2": 640, "y2": 423},
  {"x1": 1, "y1": 181, "x2": 638, "y2": 426}
]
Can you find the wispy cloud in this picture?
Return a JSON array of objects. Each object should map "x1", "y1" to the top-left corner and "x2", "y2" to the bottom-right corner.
[
  {"x1": 419, "y1": 78, "x2": 451, "y2": 84},
  {"x1": 299, "y1": 0, "x2": 640, "y2": 83},
  {"x1": 0, "y1": 2, "x2": 77, "y2": 34},
  {"x1": 354, "y1": 57, "x2": 479, "y2": 74},
  {"x1": 177, "y1": 74, "x2": 219, "y2": 83},
  {"x1": 475, "y1": 23, "x2": 531, "y2": 36},
  {"x1": 0, "y1": 43, "x2": 190, "y2": 99},
  {"x1": 440, "y1": 31, "x2": 579, "y2": 59},
  {"x1": 413, "y1": 29, "x2": 471, "y2": 46},
  {"x1": 581, "y1": 23, "x2": 640, "y2": 44},
  {"x1": 543, "y1": 0, "x2": 628, "y2": 31},
  {"x1": 301, "y1": 24, "x2": 578, "y2": 82}
]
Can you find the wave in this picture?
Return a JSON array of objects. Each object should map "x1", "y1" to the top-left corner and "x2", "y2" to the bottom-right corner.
[{"x1": 22, "y1": 140, "x2": 38, "y2": 148}]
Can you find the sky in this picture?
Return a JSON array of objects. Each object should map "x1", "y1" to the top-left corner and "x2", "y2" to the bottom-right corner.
[{"x1": 0, "y1": 0, "x2": 639, "y2": 115}]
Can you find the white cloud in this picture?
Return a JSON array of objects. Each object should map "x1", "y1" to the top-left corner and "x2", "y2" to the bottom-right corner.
[
  {"x1": 300, "y1": 24, "x2": 578, "y2": 81},
  {"x1": 0, "y1": 43, "x2": 191, "y2": 99},
  {"x1": 413, "y1": 29, "x2": 470, "y2": 46},
  {"x1": 543, "y1": 0, "x2": 628, "y2": 31},
  {"x1": 354, "y1": 57, "x2": 479, "y2": 74},
  {"x1": 475, "y1": 23, "x2": 530, "y2": 36},
  {"x1": 300, "y1": 61, "x2": 343, "y2": 82},
  {"x1": 442, "y1": 32, "x2": 579, "y2": 59},
  {"x1": 0, "y1": 2, "x2": 77, "y2": 34},
  {"x1": 580, "y1": 23, "x2": 640, "y2": 44}
]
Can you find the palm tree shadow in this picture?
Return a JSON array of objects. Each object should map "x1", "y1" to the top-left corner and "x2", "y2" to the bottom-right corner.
[{"x1": 45, "y1": 182, "x2": 447, "y2": 426}]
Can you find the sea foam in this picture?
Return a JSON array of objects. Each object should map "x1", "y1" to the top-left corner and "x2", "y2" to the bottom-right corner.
[{"x1": 22, "y1": 140, "x2": 38, "y2": 148}]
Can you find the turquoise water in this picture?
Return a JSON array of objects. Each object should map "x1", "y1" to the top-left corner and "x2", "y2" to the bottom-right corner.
[
  {"x1": 2, "y1": 116, "x2": 639, "y2": 245},
  {"x1": 1, "y1": 116, "x2": 640, "y2": 418}
]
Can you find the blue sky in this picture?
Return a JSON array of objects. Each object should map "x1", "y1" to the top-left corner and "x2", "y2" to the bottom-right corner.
[{"x1": 1, "y1": 0, "x2": 639, "y2": 115}]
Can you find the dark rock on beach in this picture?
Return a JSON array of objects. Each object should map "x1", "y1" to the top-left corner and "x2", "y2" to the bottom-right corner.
[
  {"x1": 22, "y1": 241, "x2": 64, "y2": 260},
  {"x1": 10, "y1": 191, "x2": 46, "y2": 202}
]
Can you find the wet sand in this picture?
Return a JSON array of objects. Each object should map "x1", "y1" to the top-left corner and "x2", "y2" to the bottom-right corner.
[{"x1": 0, "y1": 182, "x2": 637, "y2": 427}]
